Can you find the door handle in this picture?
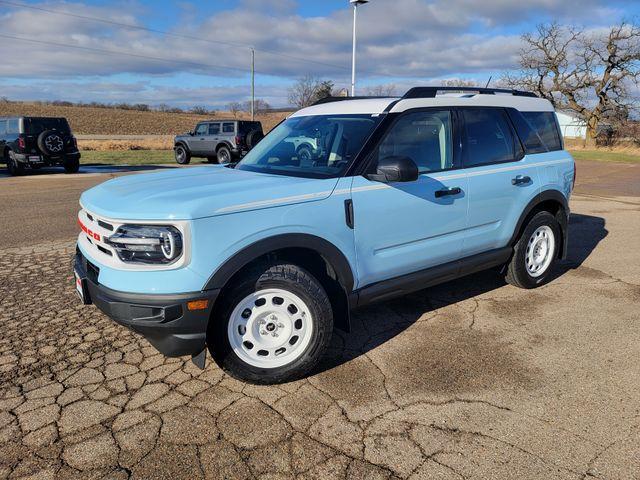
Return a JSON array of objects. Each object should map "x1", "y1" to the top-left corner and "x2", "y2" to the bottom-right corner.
[
  {"x1": 512, "y1": 175, "x2": 531, "y2": 185},
  {"x1": 435, "y1": 187, "x2": 462, "y2": 198}
]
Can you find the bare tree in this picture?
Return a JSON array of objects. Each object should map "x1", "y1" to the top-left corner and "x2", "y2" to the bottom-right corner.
[
  {"x1": 364, "y1": 84, "x2": 396, "y2": 96},
  {"x1": 440, "y1": 79, "x2": 478, "y2": 88},
  {"x1": 503, "y1": 22, "x2": 640, "y2": 142},
  {"x1": 243, "y1": 99, "x2": 271, "y2": 115},
  {"x1": 288, "y1": 75, "x2": 335, "y2": 108},
  {"x1": 227, "y1": 101, "x2": 242, "y2": 118}
]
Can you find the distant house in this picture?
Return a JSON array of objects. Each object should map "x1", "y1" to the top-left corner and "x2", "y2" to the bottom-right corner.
[{"x1": 556, "y1": 111, "x2": 587, "y2": 139}]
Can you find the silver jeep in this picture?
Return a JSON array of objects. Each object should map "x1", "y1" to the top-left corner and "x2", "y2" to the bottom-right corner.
[{"x1": 174, "y1": 119, "x2": 264, "y2": 165}]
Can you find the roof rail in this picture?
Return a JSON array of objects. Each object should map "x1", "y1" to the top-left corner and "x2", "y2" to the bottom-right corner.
[
  {"x1": 312, "y1": 95, "x2": 390, "y2": 106},
  {"x1": 402, "y1": 86, "x2": 538, "y2": 99}
]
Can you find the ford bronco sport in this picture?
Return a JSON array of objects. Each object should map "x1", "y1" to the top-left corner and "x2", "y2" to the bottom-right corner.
[
  {"x1": 1, "y1": 116, "x2": 81, "y2": 175},
  {"x1": 74, "y1": 87, "x2": 574, "y2": 384},
  {"x1": 174, "y1": 119, "x2": 264, "y2": 165}
]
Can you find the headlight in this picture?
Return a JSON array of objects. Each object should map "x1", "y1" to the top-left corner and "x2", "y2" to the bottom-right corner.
[{"x1": 105, "y1": 225, "x2": 183, "y2": 264}]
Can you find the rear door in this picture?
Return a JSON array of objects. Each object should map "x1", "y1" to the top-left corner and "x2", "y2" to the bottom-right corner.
[
  {"x1": 205, "y1": 122, "x2": 221, "y2": 153},
  {"x1": 460, "y1": 108, "x2": 540, "y2": 256}
]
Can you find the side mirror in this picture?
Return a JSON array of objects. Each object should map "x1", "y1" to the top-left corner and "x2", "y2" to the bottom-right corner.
[
  {"x1": 367, "y1": 155, "x2": 419, "y2": 183},
  {"x1": 189, "y1": 130, "x2": 194, "y2": 136}
]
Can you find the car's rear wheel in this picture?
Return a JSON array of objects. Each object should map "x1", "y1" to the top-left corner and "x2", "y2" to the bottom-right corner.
[
  {"x1": 505, "y1": 211, "x2": 560, "y2": 289},
  {"x1": 216, "y1": 146, "x2": 232, "y2": 164},
  {"x1": 63, "y1": 157, "x2": 80, "y2": 174},
  {"x1": 175, "y1": 145, "x2": 190, "y2": 164},
  {"x1": 209, "y1": 263, "x2": 333, "y2": 384}
]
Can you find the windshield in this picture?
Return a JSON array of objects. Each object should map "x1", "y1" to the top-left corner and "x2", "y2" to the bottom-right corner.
[
  {"x1": 24, "y1": 118, "x2": 71, "y2": 135},
  {"x1": 235, "y1": 114, "x2": 381, "y2": 178}
]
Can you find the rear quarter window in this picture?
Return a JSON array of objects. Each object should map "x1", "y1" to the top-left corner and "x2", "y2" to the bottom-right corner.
[
  {"x1": 222, "y1": 122, "x2": 235, "y2": 134},
  {"x1": 520, "y1": 111, "x2": 563, "y2": 152}
]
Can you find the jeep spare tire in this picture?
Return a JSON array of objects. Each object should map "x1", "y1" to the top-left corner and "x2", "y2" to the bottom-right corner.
[
  {"x1": 246, "y1": 130, "x2": 264, "y2": 149},
  {"x1": 37, "y1": 130, "x2": 65, "y2": 155}
]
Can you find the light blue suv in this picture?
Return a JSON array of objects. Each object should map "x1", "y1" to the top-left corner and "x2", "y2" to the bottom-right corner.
[{"x1": 74, "y1": 87, "x2": 575, "y2": 384}]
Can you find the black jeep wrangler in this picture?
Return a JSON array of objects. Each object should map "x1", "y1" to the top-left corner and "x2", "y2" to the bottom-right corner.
[{"x1": 0, "y1": 116, "x2": 81, "y2": 176}]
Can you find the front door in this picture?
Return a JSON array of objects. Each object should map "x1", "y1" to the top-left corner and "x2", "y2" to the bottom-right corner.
[
  {"x1": 191, "y1": 122, "x2": 209, "y2": 154},
  {"x1": 351, "y1": 109, "x2": 469, "y2": 288}
]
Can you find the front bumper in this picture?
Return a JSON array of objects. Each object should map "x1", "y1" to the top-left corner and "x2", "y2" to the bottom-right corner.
[{"x1": 74, "y1": 250, "x2": 219, "y2": 357}]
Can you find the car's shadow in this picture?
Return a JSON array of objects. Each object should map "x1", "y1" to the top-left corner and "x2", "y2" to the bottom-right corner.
[{"x1": 313, "y1": 213, "x2": 608, "y2": 376}]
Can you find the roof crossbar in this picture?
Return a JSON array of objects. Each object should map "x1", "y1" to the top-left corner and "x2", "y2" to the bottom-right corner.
[{"x1": 402, "y1": 86, "x2": 538, "y2": 99}]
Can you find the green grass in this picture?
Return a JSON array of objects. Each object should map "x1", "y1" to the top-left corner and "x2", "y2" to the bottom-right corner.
[
  {"x1": 569, "y1": 150, "x2": 640, "y2": 164},
  {"x1": 80, "y1": 150, "x2": 175, "y2": 165}
]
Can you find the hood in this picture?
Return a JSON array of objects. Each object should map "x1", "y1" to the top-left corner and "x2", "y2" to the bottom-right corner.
[{"x1": 80, "y1": 166, "x2": 339, "y2": 221}]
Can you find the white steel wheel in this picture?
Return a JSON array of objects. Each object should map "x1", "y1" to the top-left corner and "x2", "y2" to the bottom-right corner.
[
  {"x1": 227, "y1": 288, "x2": 314, "y2": 369},
  {"x1": 525, "y1": 225, "x2": 555, "y2": 277}
]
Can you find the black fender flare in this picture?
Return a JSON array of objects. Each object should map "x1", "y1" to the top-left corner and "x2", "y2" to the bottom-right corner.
[
  {"x1": 216, "y1": 141, "x2": 233, "y2": 152},
  {"x1": 509, "y1": 189, "x2": 569, "y2": 259},
  {"x1": 174, "y1": 141, "x2": 190, "y2": 152},
  {"x1": 204, "y1": 233, "x2": 355, "y2": 293}
]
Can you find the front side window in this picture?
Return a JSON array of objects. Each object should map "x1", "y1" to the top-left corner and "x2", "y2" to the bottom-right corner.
[
  {"x1": 235, "y1": 114, "x2": 381, "y2": 178},
  {"x1": 373, "y1": 110, "x2": 454, "y2": 173},
  {"x1": 194, "y1": 123, "x2": 208, "y2": 135},
  {"x1": 463, "y1": 108, "x2": 516, "y2": 167},
  {"x1": 208, "y1": 123, "x2": 220, "y2": 135},
  {"x1": 222, "y1": 122, "x2": 235, "y2": 133}
]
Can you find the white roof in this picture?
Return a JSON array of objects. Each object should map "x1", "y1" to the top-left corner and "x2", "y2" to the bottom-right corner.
[{"x1": 291, "y1": 93, "x2": 554, "y2": 117}]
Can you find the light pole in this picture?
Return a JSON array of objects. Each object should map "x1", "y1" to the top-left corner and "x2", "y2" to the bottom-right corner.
[{"x1": 350, "y1": 0, "x2": 368, "y2": 97}]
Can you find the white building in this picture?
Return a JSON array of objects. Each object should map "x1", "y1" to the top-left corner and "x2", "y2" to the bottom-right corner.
[{"x1": 556, "y1": 111, "x2": 587, "y2": 139}]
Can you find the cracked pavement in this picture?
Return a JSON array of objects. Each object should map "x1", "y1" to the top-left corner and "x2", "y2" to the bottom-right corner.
[{"x1": 1, "y1": 164, "x2": 639, "y2": 479}]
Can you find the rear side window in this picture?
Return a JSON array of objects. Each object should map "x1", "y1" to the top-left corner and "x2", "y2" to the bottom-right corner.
[
  {"x1": 462, "y1": 108, "x2": 517, "y2": 167},
  {"x1": 222, "y1": 122, "x2": 235, "y2": 134},
  {"x1": 208, "y1": 123, "x2": 220, "y2": 135},
  {"x1": 24, "y1": 117, "x2": 71, "y2": 135},
  {"x1": 375, "y1": 110, "x2": 454, "y2": 173},
  {"x1": 520, "y1": 111, "x2": 563, "y2": 152}
]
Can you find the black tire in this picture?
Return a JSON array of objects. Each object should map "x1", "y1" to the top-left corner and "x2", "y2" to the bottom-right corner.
[
  {"x1": 505, "y1": 211, "x2": 561, "y2": 289},
  {"x1": 174, "y1": 145, "x2": 191, "y2": 165},
  {"x1": 6, "y1": 152, "x2": 24, "y2": 176},
  {"x1": 37, "y1": 130, "x2": 65, "y2": 156},
  {"x1": 216, "y1": 145, "x2": 232, "y2": 164},
  {"x1": 246, "y1": 130, "x2": 264, "y2": 149},
  {"x1": 208, "y1": 263, "x2": 334, "y2": 384},
  {"x1": 63, "y1": 157, "x2": 80, "y2": 174}
]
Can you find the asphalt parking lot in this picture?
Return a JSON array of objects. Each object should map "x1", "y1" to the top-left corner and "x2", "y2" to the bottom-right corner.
[{"x1": 0, "y1": 161, "x2": 639, "y2": 479}]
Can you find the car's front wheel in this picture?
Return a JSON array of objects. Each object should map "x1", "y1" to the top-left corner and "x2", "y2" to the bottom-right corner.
[
  {"x1": 175, "y1": 145, "x2": 191, "y2": 164},
  {"x1": 6, "y1": 152, "x2": 24, "y2": 176},
  {"x1": 505, "y1": 211, "x2": 560, "y2": 289},
  {"x1": 209, "y1": 263, "x2": 333, "y2": 384}
]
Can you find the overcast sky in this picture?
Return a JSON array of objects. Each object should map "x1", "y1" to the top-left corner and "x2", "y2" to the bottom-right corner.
[{"x1": 0, "y1": 0, "x2": 638, "y2": 108}]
